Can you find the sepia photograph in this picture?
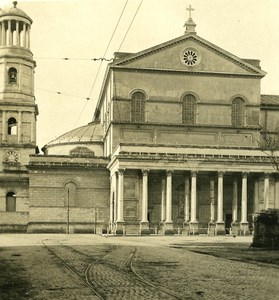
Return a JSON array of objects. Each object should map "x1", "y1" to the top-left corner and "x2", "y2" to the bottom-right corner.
[{"x1": 0, "y1": 0, "x2": 278, "y2": 299}]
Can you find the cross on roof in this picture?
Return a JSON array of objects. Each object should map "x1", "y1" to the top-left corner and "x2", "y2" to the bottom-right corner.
[{"x1": 186, "y1": 5, "x2": 194, "y2": 19}]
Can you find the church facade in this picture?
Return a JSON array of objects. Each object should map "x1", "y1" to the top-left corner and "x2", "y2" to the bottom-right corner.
[{"x1": 0, "y1": 3, "x2": 278, "y2": 234}]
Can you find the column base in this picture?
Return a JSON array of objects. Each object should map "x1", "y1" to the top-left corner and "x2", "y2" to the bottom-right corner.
[
  {"x1": 230, "y1": 221, "x2": 239, "y2": 236},
  {"x1": 207, "y1": 222, "x2": 216, "y2": 236},
  {"x1": 189, "y1": 222, "x2": 199, "y2": 235},
  {"x1": 163, "y1": 221, "x2": 174, "y2": 235},
  {"x1": 116, "y1": 221, "x2": 125, "y2": 235},
  {"x1": 182, "y1": 222, "x2": 190, "y2": 235},
  {"x1": 240, "y1": 222, "x2": 250, "y2": 235},
  {"x1": 140, "y1": 221, "x2": 150, "y2": 235},
  {"x1": 215, "y1": 222, "x2": 226, "y2": 235}
]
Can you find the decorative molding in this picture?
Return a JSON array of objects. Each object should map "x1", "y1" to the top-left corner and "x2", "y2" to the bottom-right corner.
[
  {"x1": 112, "y1": 66, "x2": 263, "y2": 78},
  {"x1": 166, "y1": 169, "x2": 173, "y2": 176},
  {"x1": 141, "y1": 169, "x2": 149, "y2": 176}
]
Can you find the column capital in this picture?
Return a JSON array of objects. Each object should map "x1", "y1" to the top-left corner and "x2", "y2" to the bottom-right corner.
[
  {"x1": 242, "y1": 172, "x2": 249, "y2": 178},
  {"x1": 218, "y1": 171, "x2": 224, "y2": 177},
  {"x1": 166, "y1": 169, "x2": 173, "y2": 176},
  {"x1": 191, "y1": 170, "x2": 197, "y2": 177},
  {"x1": 117, "y1": 168, "x2": 125, "y2": 175},
  {"x1": 264, "y1": 172, "x2": 270, "y2": 178},
  {"x1": 141, "y1": 169, "x2": 149, "y2": 176}
]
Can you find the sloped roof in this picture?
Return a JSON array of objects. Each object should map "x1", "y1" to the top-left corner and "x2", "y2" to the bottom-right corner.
[{"x1": 261, "y1": 95, "x2": 279, "y2": 105}]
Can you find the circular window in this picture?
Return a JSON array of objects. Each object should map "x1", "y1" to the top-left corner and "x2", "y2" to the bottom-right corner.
[{"x1": 181, "y1": 48, "x2": 200, "y2": 66}]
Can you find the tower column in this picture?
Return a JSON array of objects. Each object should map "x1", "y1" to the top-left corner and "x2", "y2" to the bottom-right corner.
[
  {"x1": 164, "y1": 170, "x2": 173, "y2": 233},
  {"x1": 190, "y1": 171, "x2": 198, "y2": 234},
  {"x1": 15, "y1": 21, "x2": 20, "y2": 46},
  {"x1": 22, "y1": 23, "x2": 26, "y2": 48},
  {"x1": 216, "y1": 171, "x2": 225, "y2": 234},
  {"x1": 8, "y1": 20, "x2": 12, "y2": 46},
  {"x1": 240, "y1": 172, "x2": 249, "y2": 234},
  {"x1": 1, "y1": 21, "x2": 5, "y2": 46},
  {"x1": 26, "y1": 25, "x2": 30, "y2": 49}
]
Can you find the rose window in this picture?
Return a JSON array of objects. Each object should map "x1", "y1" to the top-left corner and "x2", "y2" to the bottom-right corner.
[{"x1": 183, "y1": 50, "x2": 198, "y2": 66}]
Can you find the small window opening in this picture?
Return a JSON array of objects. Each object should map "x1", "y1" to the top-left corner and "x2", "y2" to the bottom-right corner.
[
  {"x1": 8, "y1": 117, "x2": 17, "y2": 135},
  {"x1": 8, "y1": 67, "x2": 17, "y2": 84},
  {"x1": 6, "y1": 192, "x2": 16, "y2": 212}
]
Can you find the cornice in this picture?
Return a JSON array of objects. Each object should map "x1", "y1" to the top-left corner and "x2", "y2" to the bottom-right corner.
[{"x1": 112, "y1": 66, "x2": 264, "y2": 78}]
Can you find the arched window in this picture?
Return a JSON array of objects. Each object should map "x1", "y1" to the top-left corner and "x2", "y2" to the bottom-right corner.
[
  {"x1": 232, "y1": 97, "x2": 245, "y2": 126},
  {"x1": 6, "y1": 192, "x2": 16, "y2": 212},
  {"x1": 131, "y1": 91, "x2": 145, "y2": 122},
  {"x1": 64, "y1": 182, "x2": 77, "y2": 207},
  {"x1": 8, "y1": 67, "x2": 17, "y2": 84},
  {"x1": 182, "y1": 94, "x2": 197, "y2": 125},
  {"x1": 8, "y1": 117, "x2": 17, "y2": 135}
]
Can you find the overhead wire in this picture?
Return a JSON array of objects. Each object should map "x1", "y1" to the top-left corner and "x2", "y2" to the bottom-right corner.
[
  {"x1": 117, "y1": 0, "x2": 143, "y2": 52},
  {"x1": 74, "y1": 0, "x2": 129, "y2": 129},
  {"x1": 34, "y1": 57, "x2": 113, "y2": 61},
  {"x1": 114, "y1": 0, "x2": 144, "y2": 123}
]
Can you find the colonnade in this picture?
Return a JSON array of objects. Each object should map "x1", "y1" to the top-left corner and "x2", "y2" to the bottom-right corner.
[
  {"x1": 111, "y1": 169, "x2": 275, "y2": 235},
  {"x1": 0, "y1": 20, "x2": 30, "y2": 48}
]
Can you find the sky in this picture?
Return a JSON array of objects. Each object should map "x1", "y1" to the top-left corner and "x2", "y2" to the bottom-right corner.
[{"x1": 1, "y1": 0, "x2": 279, "y2": 149}]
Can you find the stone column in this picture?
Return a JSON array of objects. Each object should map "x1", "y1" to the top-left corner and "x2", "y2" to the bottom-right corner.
[
  {"x1": 26, "y1": 25, "x2": 30, "y2": 49},
  {"x1": 160, "y1": 175, "x2": 166, "y2": 223},
  {"x1": 240, "y1": 172, "x2": 249, "y2": 234},
  {"x1": 275, "y1": 175, "x2": 279, "y2": 209},
  {"x1": 264, "y1": 173, "x2": 270, "y2": 210},
  {"x1": 22, "y1": 23, "x2": 26, "y2": 48},
  {"x1": 231, "y1": 177, "x2": 239, "y2": 235},
  {"x1": 190, "y1": 171, "x2": 198, "y2": 234},
  {"x1": 183, "y1": 175, "x2": 190, "y2": 234},
  {"x1": 2, "y1": 111, "x2": 6, "y2": 142},
  {"x1": 140, "y1": 169, "x2": 150, "y2": 233},
  {"x1": 116, "y1": 169, "x2": 125, "y2": 233},
  {"x1": 164, "y1": 170, "x2": 173, "y2": 232},
  {"x1": 15, "y1": 21, "x2": 19, "y2": 46},
  {"x1": 1, "y1": 22, "x2": 5, "y2": 46},
  {"x1": 216, "y1": 171, "x2": 225, "y2": 234},
  {"x1": 8, "y1": 20, "x2": 12, "y2": 46},
  {"x1": 208, "y1": 176, "x2": 216, "y2": 235},
  {"x1": 254, "y1": 178, "x2": 259, "y2": 214}
]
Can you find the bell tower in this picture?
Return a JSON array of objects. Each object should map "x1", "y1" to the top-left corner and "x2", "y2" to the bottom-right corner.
[
  {"x1": 0, "y1": 1, "x2": 37, "y2": 166},
  {"x1": 0, "y1": 1, "x2": 38, "y2": 231}
]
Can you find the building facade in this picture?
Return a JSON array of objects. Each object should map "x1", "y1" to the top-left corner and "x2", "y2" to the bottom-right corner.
[{"x1": 0, "y1": 3, "x2": 278, "y2": 234}]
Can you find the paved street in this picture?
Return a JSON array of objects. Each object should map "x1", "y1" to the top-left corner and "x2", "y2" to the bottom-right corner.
[{"x1": 0, "y1": 234, "x2": 278, "y2": 300}]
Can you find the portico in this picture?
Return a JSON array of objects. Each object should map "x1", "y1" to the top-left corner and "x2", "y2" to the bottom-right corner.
[{"x1": 108, "y1": 145, "x2": 278, "y2": 235}]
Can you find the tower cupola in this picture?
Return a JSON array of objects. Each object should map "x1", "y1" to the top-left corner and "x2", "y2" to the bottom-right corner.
[{"x1": 0, "y1": 1, "x2": 32, "y2": 51}]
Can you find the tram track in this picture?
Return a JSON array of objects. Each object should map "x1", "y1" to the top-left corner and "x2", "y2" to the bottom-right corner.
[{"x1": 42, "y1": 239, "x2": 185, "y2": 300}]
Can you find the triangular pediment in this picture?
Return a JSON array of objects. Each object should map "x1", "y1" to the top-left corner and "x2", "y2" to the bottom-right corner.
[{"x1": 112, "y1": 34, "x2": 266, "y2": 77}]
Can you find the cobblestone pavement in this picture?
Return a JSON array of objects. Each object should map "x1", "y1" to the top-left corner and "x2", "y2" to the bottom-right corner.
[{"x1": 0, "y1": 234, "x2": 279, "y2": 300}]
